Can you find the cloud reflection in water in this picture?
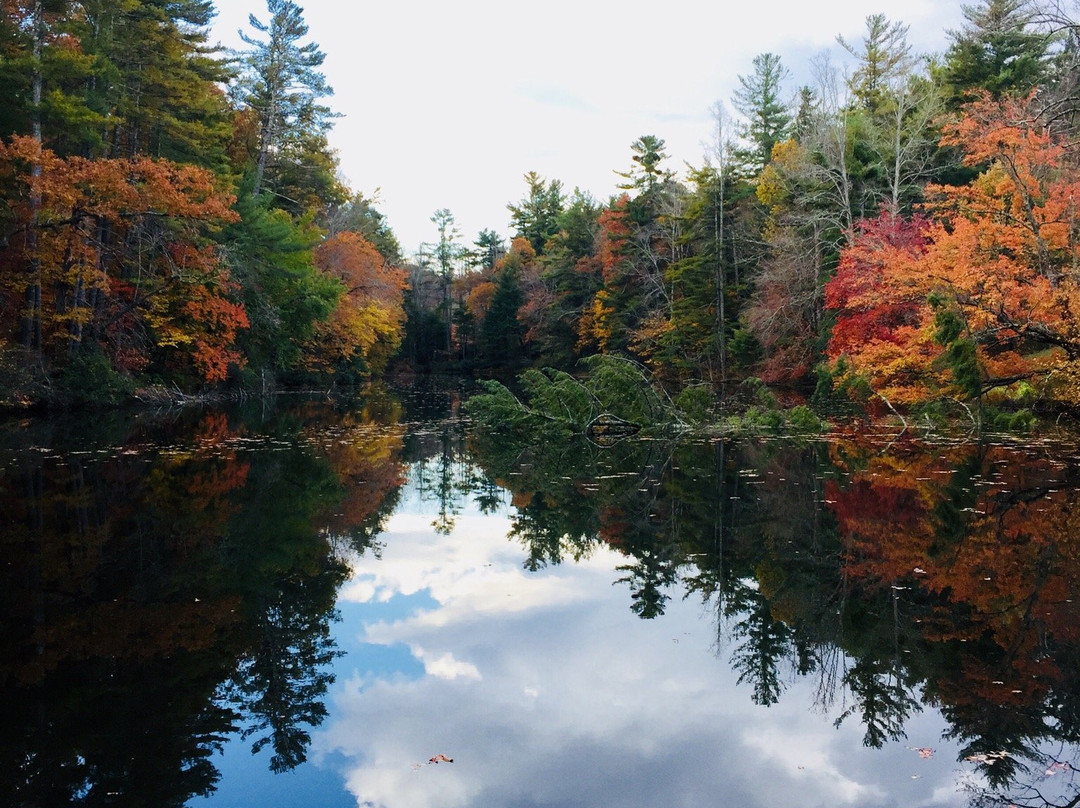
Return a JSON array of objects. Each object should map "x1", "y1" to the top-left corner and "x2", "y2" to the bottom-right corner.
[{"x1": 317, "y1": 499, "x2": 969, "y2": 808}]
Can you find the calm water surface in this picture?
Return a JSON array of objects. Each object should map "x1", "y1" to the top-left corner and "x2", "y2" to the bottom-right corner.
[{"x1": 1, "y1": 385, "x2": 1079, "y2": 808}]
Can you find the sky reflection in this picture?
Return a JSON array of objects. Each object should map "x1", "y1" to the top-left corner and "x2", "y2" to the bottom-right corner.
[{"x1": 316, "y1": 485, "x2": 973, "y2": 808}]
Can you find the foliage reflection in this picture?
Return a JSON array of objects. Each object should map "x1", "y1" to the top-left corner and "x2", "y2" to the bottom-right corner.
[
  {"x1": 467, "y1": 428, "x2": 1080, "y2": 808},
  {"x1": 0, "y1": 394, "x2": 406, "y2": 805},
  {"x1": 4, "y1": 397, "x2": 1080, "y2": 808}
]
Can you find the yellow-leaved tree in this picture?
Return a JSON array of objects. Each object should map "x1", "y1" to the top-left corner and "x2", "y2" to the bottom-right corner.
[{"x1": 306, "y1": 232, "x2": 407, "y2": 376}]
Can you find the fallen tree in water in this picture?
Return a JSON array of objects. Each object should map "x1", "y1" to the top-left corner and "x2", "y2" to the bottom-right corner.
[
  {"x1": 465, "y1": 356, "x2": 678, "y2": 439},
  {"x1": 465, "y1": 356, "x2": 826, "y2": 439}
]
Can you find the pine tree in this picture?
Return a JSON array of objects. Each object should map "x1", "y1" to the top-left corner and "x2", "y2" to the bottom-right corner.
[
  {"x1": 82, "y1": 0, "x2": 232, "y2": 165},
  {"x1": 0, "y1": 0, "x2": 103, "y2": 153},
  {"x1": 838, "y1": 14, "x2": 914, "y2": 114},
  {"x1": 731, "y1": 53, "x2": 792, "y2": 175},
  {"x1": 238, "y1": 0, "x2": 335, "y2": 199},
  {"x1": 942, "y1": 0, "x2": 1048, "y2": 101},
  {"x1": 480, "y1": 262, "x2": 524, "y2": 365},
  {"x1": 615, "y1": 134, "x2": 673, "y2": 203},
  {"x1": 508, "y1": 171, "x2": 565, "y2": 254}
]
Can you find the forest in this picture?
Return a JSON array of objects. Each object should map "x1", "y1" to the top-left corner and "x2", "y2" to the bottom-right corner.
[{"x1": 3, "y1": 0, "x2": 1080, "y2": 423}]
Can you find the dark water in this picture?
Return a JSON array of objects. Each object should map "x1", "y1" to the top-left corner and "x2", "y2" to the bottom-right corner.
[{"x1": 1, "y1": 385, "x2": 1079, "y2": 808}]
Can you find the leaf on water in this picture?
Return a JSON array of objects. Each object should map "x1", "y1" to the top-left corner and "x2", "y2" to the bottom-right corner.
[{"x1": 966, "y1": 752, "x2": 1011, "y2": 763}]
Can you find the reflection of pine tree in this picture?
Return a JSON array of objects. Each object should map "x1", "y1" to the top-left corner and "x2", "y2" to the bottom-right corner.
[
  {"x1": 727, "y1": 583, "x2": 793, "y2": 706},
  {"x1": 513, "y1": 493, "x2": 576, "y2": 571},
  {"x1": 230, "y1": 573, "x2": 344, "y2": 773},
  {"x1": 472, "y1": 476, "x2": 506, "y2": 515},
  {"x1": 615, "y1": 545, "x2": 679, "y2": 619},
  {"x1": 833, "y1": 656, "x2": 919, "y2": 747},
  {"x1": 473, "y1": 432, "x2": 605, "y2": 570},
  {"x1": 411, "y1": 421, "x2": 497, "y2": 535},
  {"x1": 432, "y1": 428, "x2": 460, "y2": 535}
]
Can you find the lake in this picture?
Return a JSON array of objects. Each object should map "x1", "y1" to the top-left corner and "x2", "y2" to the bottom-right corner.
[{"x1": 1, "y1": 382, "x2": 1078, "y2": 808}]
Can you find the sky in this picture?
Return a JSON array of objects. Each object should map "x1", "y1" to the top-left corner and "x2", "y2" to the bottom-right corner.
[{"x1": 208, "y1": 0, "x2": 969, "y2": 256}]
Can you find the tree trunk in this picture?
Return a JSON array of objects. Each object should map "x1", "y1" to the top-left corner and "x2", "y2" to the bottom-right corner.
[{"x1": 21, "y1": 0, "x2": 45, "y2": 351}]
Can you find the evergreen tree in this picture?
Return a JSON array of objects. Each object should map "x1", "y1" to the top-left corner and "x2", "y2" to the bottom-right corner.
[
  {"x1": 238, "y1": 0, "x2": 335, "y2": 199},
  {"x1": 479, "y1": 261, "x2": 524, "y2": 365},
  {"x1": 225, "y1": 186, "x2": 342, "y2": 377},
  {"x1": 549, "y1": 188, "x2": 600, "y2": 259},
  {"x1": 0, "y1": 0, "x2": 231, "y2": 164},
  {"x1": 0, "y1": 0, "x2": 102, "y2": 153},
  {"x1": 731, "y1": 53, "x2": 792, "y2": 175},
  {"x1": 87, "y1": 0, "x2": 232, "y2": 165},
  {"x1": 474, "y1": 229, "x2": 506, "y2": 271},
  {"x1": 792, "y1": 86, "x2": 818, "y2": 143},
  {"x1": 615, "y1": 134, "x2": 673, "y2": 204},
  {"x1": 659, "y1": 164, "x2": 736, "y2": 384},
  {"x1": 508, "y1": 171, "x2": 565, "y2": 254},
  {"x1": 838, "y1": 14, "x2": 914, "y2": 114},
  {"x1": 525, "y1": 189, "x2": 600, "y2": 366},
  {"x1": 942, "y1": 0, "x2": 1048, "y2": 101},
  {"x1": 427, "y1": 208, "x2": 467, "y2": 357}
]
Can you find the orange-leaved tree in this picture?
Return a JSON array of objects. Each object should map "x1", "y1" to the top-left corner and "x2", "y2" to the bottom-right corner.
[
  {"x1": 306, "y1": 231, "x2": 407, "y2": 376},
  {"x1": 576, "y1": 199, "x2": 632, "y2": 354},
  {"x1": 824, "y1": 212, "x2": 935, "y2": 406},
  {"x1": 0, "y1": 136, "x2": 246, "y2": 382},
  {"x1": 825, "y1": 94, "x2": 1080, "y2": 409}
]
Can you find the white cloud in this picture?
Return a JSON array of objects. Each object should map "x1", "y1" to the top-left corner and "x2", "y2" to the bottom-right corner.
[
  {"x1": 410, "y1": 647, "x2": 482, "y2": 681},
  {"x1": 340, "y1": 510, "x2": 607, "y2": 630},
  {"x1": 742, "y1": 725, "x2": 885, "y2": 803}
]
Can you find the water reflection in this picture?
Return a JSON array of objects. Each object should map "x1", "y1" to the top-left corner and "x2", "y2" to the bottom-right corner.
[
  {"x1": 464, "y1": 428, "x2": 1080, "y2": 808},
  {"x1": 0, "y1": 394, "x2": 405, "y2": 806},
  {"x1": 0, "y1": 391, "x2": 1079, "y2": 807}
]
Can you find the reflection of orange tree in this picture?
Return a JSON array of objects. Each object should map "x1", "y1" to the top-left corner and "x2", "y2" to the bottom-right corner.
[
  {"x1": 3, "y1": 411, "x2": 253, "y2": 684},
  {"x1": 826, "y1": 437, "x2": 966, "y2": 586},
  {"x1": 0, "y1": 412, "x2": 256, "y2": 804},
  {"x1": 298, "y1": 400, "x2": 407, "y2": 544},
  {"x1": 145, "y1": 411, "x2": 252, "y2": 548},
  {"x1": 0, "y1": 403, "x2": 378, "y2": 803},
  {"x1": 827, "y1": 437, "x2": 1080, "y2": 777}
]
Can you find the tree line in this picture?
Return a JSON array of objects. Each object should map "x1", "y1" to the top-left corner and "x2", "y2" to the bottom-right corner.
[
  {"x1": 0, "y1": 0, "x2": 405, "y2": 405},
  {"x1": 408, "y1": 0, "x2": 1080, "y2": 421},
  {"x1": 4, "y1": 0, "x2": 1080, "y2": 420}
]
